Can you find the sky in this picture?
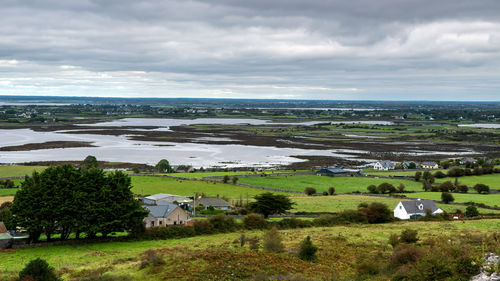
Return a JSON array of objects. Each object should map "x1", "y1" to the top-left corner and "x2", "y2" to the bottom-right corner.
[{"x1": 0, "y1": 0, "x2": 499, "y2": 101}]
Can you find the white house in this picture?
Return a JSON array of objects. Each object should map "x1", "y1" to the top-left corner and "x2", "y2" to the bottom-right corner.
[
  {"x1": 394, "y1": 199, "x2": 443, "y2": 220},
  {"x1": 373, "y1": 160, "x2": 396, "y2": 171}
]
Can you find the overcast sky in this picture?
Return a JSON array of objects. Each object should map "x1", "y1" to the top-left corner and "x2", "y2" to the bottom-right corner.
[{"x1": 0, "y1": 0, "x2": 499, "y2": 100}]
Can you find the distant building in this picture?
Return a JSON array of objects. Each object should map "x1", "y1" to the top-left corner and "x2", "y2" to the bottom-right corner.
[
  {"x1": 421, "y1": 161, "x2": 439, "y2": 169},
  {"x1": 394, "y1": 199, "x2": 443, "y2": 220},
  {"x1": 140, "y1": 193, "x2": 192, "y2": 206},
  {"x1": 460, "y1": 157, "x2": 477, "y2": 165},
  {"x1": 175, "y1": 165, "x2": 194, "y2": 173},
  {"x1": 373, "y1": 160, "x2": 396, "y2": 171},
  {"x1": 402, "y1": 161, "x2": 420, "y2": 169},
  {"x1": 191, "y1": 196, "x2": 232, "y2": 211},
  {"x1": 316, "y1": 168, "x2": 363, "y2": 177},
  {"x1": 143, "y1": 203, "x2": 190, "y2": 228}
]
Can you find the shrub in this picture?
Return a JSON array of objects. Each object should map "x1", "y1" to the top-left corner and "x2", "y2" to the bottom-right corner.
[
  {"x1": 414, "y1": 171, "x2": 422, "y2": 181},
  {"x1": 322, "y1": 191, "x2": 328, "y2": 196},
  {"x1": 397, "y1": 183, "x2": 406, "y2": 193},
  {"x1": 473, "y1": 184, "x2": 490, "y2": 194},
  {"x1": 298, "y1": 236, "x2": 318, "y2": 261},
  {"x1": 441, "y1": 192, "x2": 454, "y2": 204},
  {"x1": 19, "y1": 258, "x2": 61, "y2": 281},
  {"x1": 262, "y1": 227, "x2": 284, "y2": 253},
  {"x1": 377, "y1": 182, "x2": 396, "y2": 194},
  {"x1": 277, "y1": 218, "x2": 312, "y2": 229},
  {"x1": 247, "y1": 236, "x2": 260, "y2": 251},
  {"x1": 465, "y1": 206, "x2": 479, "y2": 217},
  {"x1": 439, "y1": 181, "x2": 454, "y2": 192},
  {"x1": 388, "y1": 233, "x2": 400, "y2": 248},
  {"x1": 367, "y1": 184, "x2": 377, "y2": 194},
  {"x1": 232, "y1": 176, "x2": 238, "y2": 184},
  {"x1": 243, "y1": 213, "x2": 267, "y2": 230},
  {"x1": 139, "y1": 249, "x2": 165, "y2": 269},
  {"x1": 455, "y1": 185, "x2": 468, "y2": 193},
  {"x1": 328, "y1": 187, "x2": 335, "y2": 195},
  {"x1": 223, "y1": 175, "x2": 230, "y2": 183},
  {"x1": 193, "y1": 220, "x2": 214, "y2": 235},
  {"x1": 390, "y1": 244, "x2": 423, "y2": 267},
  {"x1": 359, "y1": 202, "x2": 393, "y2": 224},
  {"x1": 447, "y1": 168, "x2": 465, "y2": 177},
  {"x1": 208, "y1": 214, "x2": 238, "y2": 232},
  {"x1": 304, "y1": 187, "x2": 316, "y2": 196},
  {"x1": 356, "y1": 257, "x2": 380, "y2": 276},
  {"x1": 434, "y1": 171, "x2": 446, "y2": 178},
  {"x1": 400, "y1": 229, "x2": 418, "y2": 244}
]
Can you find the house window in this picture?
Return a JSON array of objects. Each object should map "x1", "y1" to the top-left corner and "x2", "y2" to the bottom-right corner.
[
  {"x1": 418, "y1": 204, "x2": 423, "y2": 210},
  {"x1": 159, "y1": 221, "x2": 162, "y2": 225},
  {"x1": 399, "y1": 206, "x2": 402, "y2": 209},
  {"x1": 151, "y1": 221, "x2": 155, "y2": 227}
]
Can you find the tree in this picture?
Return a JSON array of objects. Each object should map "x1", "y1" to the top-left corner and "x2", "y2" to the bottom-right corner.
[
  {"x1": 249, "y1": 193, "x2": 295, "y2": 218},
  {"x1": 304, "y1": 187, "x2": 316, "y2": 196},
  {"x1": 155, "y1": 159, "x2": 173, "y2": 173},
  {"x1": 299, "y1": 236, "x2": 318, "y2": 261},
  {"x1": 81, "y1": 155, "x2": 98, "y2": 170},
  {"x1": 19, "y1": 258, "x2": 61, "y2": 281},
  {"x1": 414, "y1": 171, "x2": 422, "y2": 182},
  {"x1": 328, "y1": 187, "x2": 335, "y2": 195},
  {"x1": 434, "y1": 171, "x2": 446, "y2": 179},
  {"x1": 441, "y1": 192, "x2": 454, "y2": 204},
  {"x1": 473, "y1": 184, "x2": 490, "y2": 194},
  {"x1": 465, "y1": 206, "x2": 479, "y2": 217},
  {"x1": 455, "y1": 185, "x2": 468, "y2": 193},
  {"x1": 399, "y1": 229, "x2": 418, "y2": 244},
  {"x1": 439, "y1": 181, "x2": 454, "y2": 192},
  {"x1": 377, "y1": 183, "x2": 396, "y2": 194},
  {"x1": 397, "y1": 183, "x2": 406, "y2": 193},
  {"x1": 359, "y1": 202, "x2": 392, "y2": 224},
  {"x1": 231, "y1": 176, "x2": 238, "y2": 184},
  {"x1": 408, "y1": 162, "x2": 416, "y2": 169},
  {"x1": 223, "y1": 175, "x2": 230, "y2": 184},
  {"x1": 367, "y1": 184, "x2": 377, "y2": 194},
  {"x1": 422, "y1": 171, "x2": 435, "y2": 183}
]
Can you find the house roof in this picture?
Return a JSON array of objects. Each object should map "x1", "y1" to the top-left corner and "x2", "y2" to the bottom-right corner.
[
  {"x1": 193, "y1": 197, "x2": 232, "y2": 208},
  {"x1": 143, "y1": 203, "x2": 179, "y2": 218},
  {"x1": 460, "y1": 157, "x2": 476, "y2": 163},
  {"x1": 143, "y1": 193, "x2": 191, "y2": 203},
  {"x1": 144, "y1": 193, "x2": 176, "y2": 200},
  {"x1": 317, "y1": 168, "x2": 349, "y2": 174},
  {"x1": 400, "y1": 199, "x2": 440, "y2": 214},
  {"x1": 376, "y1": 160, "x2": 395, "y2": 169},
  {"x1": 421, "y1": 161, "x2": 437, "y2": 166},
  {"x1": 0, "y1": 222, "x2": 8, "y2": 234}
]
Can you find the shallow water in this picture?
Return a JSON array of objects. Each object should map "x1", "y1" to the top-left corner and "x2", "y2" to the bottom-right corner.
[{"x1": 458, "y1": 123, "x2": 500, "y2": 129}]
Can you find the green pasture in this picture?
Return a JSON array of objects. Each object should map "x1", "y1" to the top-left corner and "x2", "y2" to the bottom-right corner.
[
  {"x1": 0, "y1": 188, "x2": 18, "y2": 196},
  {"x1": 130, "y1": 176, "x2": 289, "y2": 198},
  {"x1": 164, "y1": 170, "x2": 296, "y2": 179},
  {"x1": 404, "y1": 192, "x2": 500, "y2": 207},
  {"x1": 1, "y1": 219, "x2": 499, "y2": 280},
  {"x1": 451, "y1": 174, "x2": 500, "y2": 189},
  {"x1": 291, "y1": 195, "x2": 500, "y2": 214},
  {"x1": 238, "y1": 175, "x2": 422, "y2": 193},
  {"x1": 0, "y1": 165, "x2": 47, "y2": 178}
]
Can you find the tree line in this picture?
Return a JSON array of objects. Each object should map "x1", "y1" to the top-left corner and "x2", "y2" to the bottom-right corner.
[{"x1": 8, "y1": 164, "x2": 148, "y2": 242}]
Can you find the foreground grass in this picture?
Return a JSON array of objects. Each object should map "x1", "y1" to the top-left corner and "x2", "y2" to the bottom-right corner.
[
  {"x1": 1, "y1": 219, "x2": 499, "y2": 280},
  {"x1": 291, "y1": 194, "x2": 500, "y2": 214},
  {"x1": 130, "y1": 176, "x2": 289, "y2": 198},
  {"x1": 0, "y1": 165, "x2": 47, "y2": 178},
  {"x1": 238, "y1": 175, "x2": 422, "y2": 193}
]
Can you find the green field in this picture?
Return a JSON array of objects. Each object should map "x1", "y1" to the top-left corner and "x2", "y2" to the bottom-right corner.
[
  {"x1": 1, "y1": 219, "x2": 499, "y2": 280},
  {"x1": 452, "y1": 174, "x2": 500, "y2": 189},
  {"x1": 164, "y1": 170, "x2": 297, "y2": 179},
  {"x1": 131, "y1": 176, "x2": 289, "y2": 198},
  {"x1": 0, "y1": 165, "x2": 47, "y2": 178},
  {"x1": 291, "y1": 194, "x2": 500, "y2": 214},
  {"x1": 366, "y1": 170, "x2": 444, "y2": 177},
  {"x1": 403, "y1": 192, "x2": 500, "y2": 207},
  {"x1": 238, "y1": 175, "x2": 422, "y2": 193},
  {"x1": 0, "y1": 188, "x2": 18, "y2": 196}
]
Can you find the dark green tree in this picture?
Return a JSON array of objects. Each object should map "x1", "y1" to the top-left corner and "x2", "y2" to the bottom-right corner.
[
  {"x1": 81, "y1": 155, "x2": 98, "y2": 170},
  {"x1": 328, "y1": 187, "x2": 335, "y2": 195},
  {"x1": 249, "y1": 193, "x2": 295, "y2": 218},
  {"x1": 19, "y1": 258, "x2": 61, "y2": 281},
  {"x1": 441, "y1": 192, "x2": 454, "y2": 204},
  {"x1": 155, "y1": 159, "x2": 173, "y2": 173},
  {"x1": 473, "y1": 184, "x2": 490, "y2": 194},
  {"x1": 298, "y1": 236, "x2": 318, "y2": 261},
  {"x1": 414, "y1": 171, "x2": 422, "y2": 182},
  {"x1": 465, "y1": 206, "x2": 479, "y2": 217}
]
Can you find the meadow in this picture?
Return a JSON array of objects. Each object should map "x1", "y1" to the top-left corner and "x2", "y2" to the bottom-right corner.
[
  {"x1": 164, "y1": 170, "x2": 298, "y2": 179},
  {"x1": 291, "y1": 194, "x2": 500, "y2": 214},
  {"x1": 403, "y1": 192, "x2": 500, "y2": 207},
  {"x1": 1, "y1": 219, "x2": 499, "y2": 280},
  {"x1": 0, "y1": 165, "x2": 47, "y2": 178},
  {"x1": 130, "y1": 176, "x2": 289, "y2": 198},
  {"x1": 238, "y1": 174, "x2": 422, "y2": 193}
]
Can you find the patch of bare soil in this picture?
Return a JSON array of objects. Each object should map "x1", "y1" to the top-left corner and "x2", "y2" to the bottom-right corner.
[{"x1": 0, "y1": 141, "x2": 95, "y2": 151}]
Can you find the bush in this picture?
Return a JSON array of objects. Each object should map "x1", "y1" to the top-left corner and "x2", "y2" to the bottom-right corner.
[
  {"x1": 356, "y1": 257, "x2": 380, "y2": 276},
  {"x1": 434, "y1": 171, "x2": 446, "y2": 178},
  {"x1": 441, "y1": 192, "x2": 454, "y2": 204},
  {"x1": 439, "y1": 181, "x2": 454, "y2": 192},
  {"x1": 139, "y1": 249, "x2": 165, "y2": 269},
  {"x1": 328, "y1": 187, "x2": 335, "y2": 195},
  {"x1": 465, "y1": 206, "x2": 479, "y2": 217},
  {"x1": 388, "y1": 233, "x2": 400, "y2": 248},
  {"x1": 455, "y1": 185, "x2": 468, "y2": 193},
  {"x1": 400, "y1": 229, "x2": 418, "y2": 244},
  {"x1": 390, "y1": 244, "x2": 423, "y2": 267},
  {"x1": 377, "y1": 183, "x2": 396, "y2": 194},
  {"x1": 262, "y1": 227, "x2": 284, "y2": 253},
  {"x1": 208, "y1": 214, "x2": 238, "y2": 233},
  {"x1": 359, "y1": 202, "x2": 393, "y2": 224},
  {"x1": 473, "y1": 184, "x2": 490, "y2": 194},
  {"x1": 414, "y1": 171, "x2": 422, "y2": 181},
  {"x1": 243, "y1": 213, "x2": 267, "y2": 230},
  {"x1": 304, "y1": 187, "x2": 316, "y2": 196},
  {"x1": 232, "y1": 176, "x2": 238, "y2": 184},
  {"x1": 298, "y1": 236, "x2": 318, "y2": 261},
  {"x1": 447, "y1": 167, "x2": 465, "y2": 177},
  {"x1": 367, "y1": 184, "x2": 377, "y2": 194},
  {"x1": 193, "y1": 220, "x2": 214, "y2": 235},
  {"x1": 397, "y1": 183, "x2": 406, "y2": 193},
  {"x1": 223, "y1": 175, "x2": 230, "y2": 183},
  {"x1": 277, "y1": 218, "x2": 312, "y2": 229},
  {"x1": 19, "y1": 258, "x2": 61, "y2": 281}
]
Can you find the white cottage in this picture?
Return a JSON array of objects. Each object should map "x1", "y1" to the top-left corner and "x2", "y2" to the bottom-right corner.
[
  {"x1": 373, "y1": 160, "x2": 396, "y2": 171},
  {"x1": 394, "y1": 199, "x2": 443, "y2": 220}
]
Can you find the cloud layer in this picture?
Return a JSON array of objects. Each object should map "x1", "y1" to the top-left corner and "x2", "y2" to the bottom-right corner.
[{"x1": 0, "y1": 0, "x2": 499, "y2": 100}]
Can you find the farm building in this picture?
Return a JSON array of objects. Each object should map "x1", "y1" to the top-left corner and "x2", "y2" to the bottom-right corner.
[
  {"x1": 140, "y1": 193, "x2": 192, "y2": 206},
  {"x1": 421, "y1": 161, "x2": 439, "y2": 169},
  {"x1": 316, "y1": 168, "x2": 362, "y2": 177},
  {"x1": 460, "y1": 157, "x2": 477, "y2": 165},
  {"x1": 394, "y1": 199, "x2": 443, "y2": 220},
  {"x1": 191, "y1": 196, "x2": 232, "y2": 210},
  {"x1": 143, "y1": 203, "x2": 190, "y2": 228},
  {"x1": 373, "y1": 160, "x2": 396, "y2": 170}
]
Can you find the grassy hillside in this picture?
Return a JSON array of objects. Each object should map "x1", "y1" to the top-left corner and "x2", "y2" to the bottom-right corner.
[
  {"x1": 0, "y1": 165, "x2": 47, "y2": 178},
  {"x1": 1, "y1": 219, "x2": 499, "y2": 280},
  {"x1": 238, "y1": 175, "x2": 422, "y2": 193}
]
